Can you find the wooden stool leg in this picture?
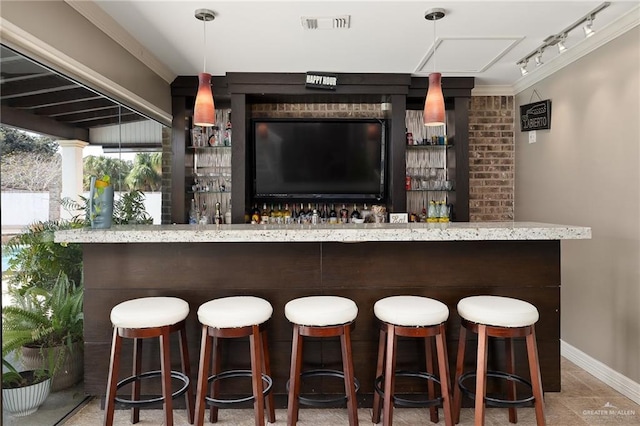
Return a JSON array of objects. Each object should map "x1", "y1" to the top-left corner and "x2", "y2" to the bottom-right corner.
[
  {"x1": 341, "y1": 324, "x2": 359, "y2": 426},
  {"x1": 287, "y1": 324, "x2": 303, "y2": 426},
  {"x1": 261, "y1": 329, "x2": 276, "y2": 423},
  {"x1": 452, "y1": 325, "x2": 467, "y2": 424},
  {"x1": 526, "y1": 327, "x2": 546, "y2": 426},
  {"x1": 436, "y1": 324, "x2": 454, "y2": 426},
  {"x1": 104, "y1": 328, "x2": 122, "y2": 426},
  {"x1": 474, "y1": 324, "x2": 489, "y2": 426},
  {"x1": 160, "y1": 326, "x2": 174, "y2": 426},
  {"x1": 425, "y1": 335, "x2": 438, "y2": 423},
  {"x1": 131, "y1": 337, "x2": 142, "y2": 424},
  {"x1": 372, "y1": 328, "x2": 386, "y2": 424},
  {"x1": 179, "y1": 326, "x2": 195, "y2": 424},
  {"x1": 209, "y1": 336, "x2": 221, "y2": 423},
  {"x1": 505, "y1": 337, "x2": 518, "y2": 423},
  {"x1": 250, "y1": 325, "x2": 266, "y2": 426},
  {"x1": 195, "y1": 326, "x2": 212, "y2": 426},
  {"x1": 382, "y1": 324, "x2": 396, "y2": 426}
]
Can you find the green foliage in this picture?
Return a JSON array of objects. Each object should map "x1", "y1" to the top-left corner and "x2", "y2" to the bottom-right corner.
[
  {"x1": 113, "y1": 190, "x2": 154, "y2": 225},
  {"x1": 124, "y1": 153, "x2": 162, "y2": 191},
  {"x1": 5, "y1": 219, "x2": 84, "y2": 293},
  {"x1": 2, "y1": 272, "x2": 84, "y2": 368},
  {"x1": 83, "y1": 155, "x2": 132, "y2": 191},
  {"x1": 0, "y1": 126, "x2": 57, "y2": 157},
  {"x1": 2, "y1": 358, "x2": 50, "y2": 388}
]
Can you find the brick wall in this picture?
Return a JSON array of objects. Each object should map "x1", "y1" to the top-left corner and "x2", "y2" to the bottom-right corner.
[
  {"x1": 161, "y1": 126, "x2": 172, "y2": 224},
  {"x1": 468, "y1": 96, "x2": 515, "y2": 221}
]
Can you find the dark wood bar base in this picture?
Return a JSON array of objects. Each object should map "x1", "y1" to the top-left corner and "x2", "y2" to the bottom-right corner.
[{"x1": 82, "y1": 240, "x2": 561, "y2": 403}]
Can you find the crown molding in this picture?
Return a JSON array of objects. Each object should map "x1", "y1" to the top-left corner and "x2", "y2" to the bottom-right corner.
[
  {"x1": 512, "y1": 4, "x2": 640, "y2": 95},
  {"x1": 471, "y1": 85, "x2": 515, "y2": 96},
  {"x1": 0, "y1": 18, "x2": 171, "y2": 127},
  {"x1": 65, "y1": 0, "x2": 175, "y2": 84}
]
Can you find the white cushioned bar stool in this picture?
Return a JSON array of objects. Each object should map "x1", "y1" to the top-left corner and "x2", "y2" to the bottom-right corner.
[
  {"x1": 285, "y1": 296, "x2": 360, "y2": 426},
  {"x1": 104, "y1": 297, "x2": 195, "y2": 426},
  {"x1": 371, "y1": 296, "x2": 454, "y2": 426},
  {"x1": 452, "y1": 295, "x2": 546, "y2": 426},
  {"x1": 194, "y1": 296, "x2": 275, "y2": 426}
]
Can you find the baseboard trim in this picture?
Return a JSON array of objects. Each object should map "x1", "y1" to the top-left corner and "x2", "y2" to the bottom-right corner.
[{"x1": 561, "y1": 340, "x2": 640, "y2": 405}]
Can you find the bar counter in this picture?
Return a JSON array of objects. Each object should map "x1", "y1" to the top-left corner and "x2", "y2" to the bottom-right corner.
[{"x1": 56, "y1": 221, "x2": 590, "y2": 403}]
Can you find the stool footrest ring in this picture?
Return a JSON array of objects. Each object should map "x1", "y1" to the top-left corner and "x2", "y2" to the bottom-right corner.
[
  {"x1": 458, "y1": 370, "x2": 536, "y2": 408},
  {"x1": 286, "y1": 369, "x2": 360, "y2": 407},
  {"x1": 374, "y1": 370, "x2": 443, "y2": 408},
  {"x1": 205, "y1": 369, "x2": 273, "y2": 408},
  {"x1": 114, "y1": 370, "x2": 190, "y2": 407}
]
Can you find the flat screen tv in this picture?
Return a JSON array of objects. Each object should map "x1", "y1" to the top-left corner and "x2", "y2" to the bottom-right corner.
[{"x1": 252, "y1": 119, "x2": 386, "y2": 200}]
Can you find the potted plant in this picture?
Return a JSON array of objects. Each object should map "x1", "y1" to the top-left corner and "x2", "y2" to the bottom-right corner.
[
  {"x1": 2, "y1": 358, "x2": 52, "y2": 417},
  {"x1": 2, "y1": 272, "x2": 84, "y2": 392}
]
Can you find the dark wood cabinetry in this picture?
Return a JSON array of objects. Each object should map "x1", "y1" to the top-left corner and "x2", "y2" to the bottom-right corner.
[{"x1": 170, "y1": 73, "x2": 473, "y2": 224}]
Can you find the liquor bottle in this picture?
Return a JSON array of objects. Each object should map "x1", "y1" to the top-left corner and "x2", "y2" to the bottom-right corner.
[
  {"x1": 427, "y1": 201, "x2": 438, "y2": 223},
  {"x1": 225, "y1": 203, "x2": 232, "y2": 224},
  {"x1": 361, "y1": 203, "x2": 371, "y2": 223},
  {"x1": 199, "y1": 202, "x2": 209, "y2": 224},
  {"x1": 275, "y1": 203, "x2": 284, "y2": 224},
  {"x1": 339, "y1": 204, "x2": 349, "y2": 224},
  {"x1": 350, "y1": 203, "x2": 361, "y2": 220},
  {"x1": 311, "y1": 208, "x2": 319, "y2": 225},
  {"x1": 261, "y1": 203, "x2": 270, "y2": 224},
  {"x1": 283, "y1": 203, "x2": 292, "y2": 224},
  {"x1": 291, "y1": 204, "x2": 300, "y2": 224},
  {"x1": 329, "y1": 204, "x2": 338, "y2": 224},
  {"x1": 214, "y1": 202, "x2": 223, "y2": 225},
  {"x1": 305, "y1": 203, "x2": 313, "y2": 224},
  {"x1": 251, "y1": 204, "x2": 261, "y2": 224},
  {"x1": 438, "y1": 201, "x2": 450, "y2": 223},
  {"x1": 269, "y1": 203, "x2": 276, "y2": 224},
  {"x1": 189, "y1": 198, "x2": 199, "y2": 224},
  {"x1": 419, "y1": 206, "x2": 427, "y2": 223},
  {"x1": 320, "y1": 203, "x2": 329, "y2": 224}
]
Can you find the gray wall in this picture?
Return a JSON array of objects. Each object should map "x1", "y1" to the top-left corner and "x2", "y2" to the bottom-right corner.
[{"x1": 515, "y1": 27, "x2": 640, "y2": 383}]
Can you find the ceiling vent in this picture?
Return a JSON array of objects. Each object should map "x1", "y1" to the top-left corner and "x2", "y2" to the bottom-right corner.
[{"x1": 301, "y1": 15, "x2": 351, "y2": 30}]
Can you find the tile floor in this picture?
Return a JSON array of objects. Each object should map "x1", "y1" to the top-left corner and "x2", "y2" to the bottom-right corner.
[{"x1": 61, "y1": 358, "x2": 639, "y2": 425}]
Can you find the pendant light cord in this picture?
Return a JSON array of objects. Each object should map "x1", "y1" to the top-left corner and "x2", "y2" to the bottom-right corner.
[
  {"x1": 433, "y1": 17, "x2": 437, "y2": 72},
  {"x1": 202, "y1": 18, "x2": 207, "y2": 72}
]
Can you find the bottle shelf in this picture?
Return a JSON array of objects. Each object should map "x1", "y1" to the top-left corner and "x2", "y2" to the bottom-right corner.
[
  {"x1": 406, "y1": 144, "x2": 453, "y2": 149},
  {"x1": 188, "y1": 145, "x2": 231, "y2": 150},
  {"x1": 407, "y1": 189, "x2": 454, "y2": 192}
]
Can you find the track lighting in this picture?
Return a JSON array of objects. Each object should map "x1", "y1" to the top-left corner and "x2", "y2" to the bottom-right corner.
[{"x1": 515, "y1": 2, "x2": 609, "y2": 76}]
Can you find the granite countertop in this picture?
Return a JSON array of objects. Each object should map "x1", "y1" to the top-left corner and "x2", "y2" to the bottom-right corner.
[{"x1": 54, "y1": 222, "x2": 591, "y2": 243}]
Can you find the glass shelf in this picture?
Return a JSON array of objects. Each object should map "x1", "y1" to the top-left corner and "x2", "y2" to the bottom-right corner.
[
  {"x1": 406, "y1": 144, "x2": 453, "y2": 149},
  {"x1": 188, "y1": 145, "x2": 231, "y2": 150},
  {"x1": 407, "y1": 189, "x2": 454, "y2": 192},
  {"x1": 188, "y1": 190, "x2": 231, "y2": 194}
]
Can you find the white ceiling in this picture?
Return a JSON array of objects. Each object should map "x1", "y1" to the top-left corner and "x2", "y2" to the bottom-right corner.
[{"x1": 80, "y1": 1, "x2": 639, "y2": 89}]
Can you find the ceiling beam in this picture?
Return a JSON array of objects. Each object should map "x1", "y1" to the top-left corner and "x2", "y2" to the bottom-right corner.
[
  {"x1": 1, "y1": 104, "x2": 88, "y2": 140},
  {"x1": 4, "y1": 88, "x2": 102, "y2": 109}
]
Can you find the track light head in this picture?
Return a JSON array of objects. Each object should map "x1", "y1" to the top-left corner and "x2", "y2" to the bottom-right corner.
[
  {"x1": 519, "y1": 61, "x2": 529, "y2": 76},
  {"x1": 583, "y1": 16, "x2": 595, "y2": 38},
  {"x1": 534, "y1": 50, "x2": 544, "y2": 67}
]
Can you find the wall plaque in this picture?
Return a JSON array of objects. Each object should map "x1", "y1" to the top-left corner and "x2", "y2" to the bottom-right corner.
[
  {"x1": 520, "y1": 100, "x2": 552, "y2": 131},
  {"x1": 305, "y1": 72, "x2": 337, "y2": 90}
]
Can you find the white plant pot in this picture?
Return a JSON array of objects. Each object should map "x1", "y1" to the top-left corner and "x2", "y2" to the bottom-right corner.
[{"x1": 2, "y1": 372, "x2": 52, "y2": 417}]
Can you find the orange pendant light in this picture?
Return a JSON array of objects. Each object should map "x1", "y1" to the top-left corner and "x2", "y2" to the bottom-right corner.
[
  {"x1": 193, "y1": 9, "x2": 216, "y2": 127},
  {"x1": 424, "y1": 72, "x2": 445, "y2": 126},
  {"x1": 423, "y1": 8, "x2": 446, "y2": 127},
  {"x1": 194, "y1": 72, "x2": 215, "y2": 127}
]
